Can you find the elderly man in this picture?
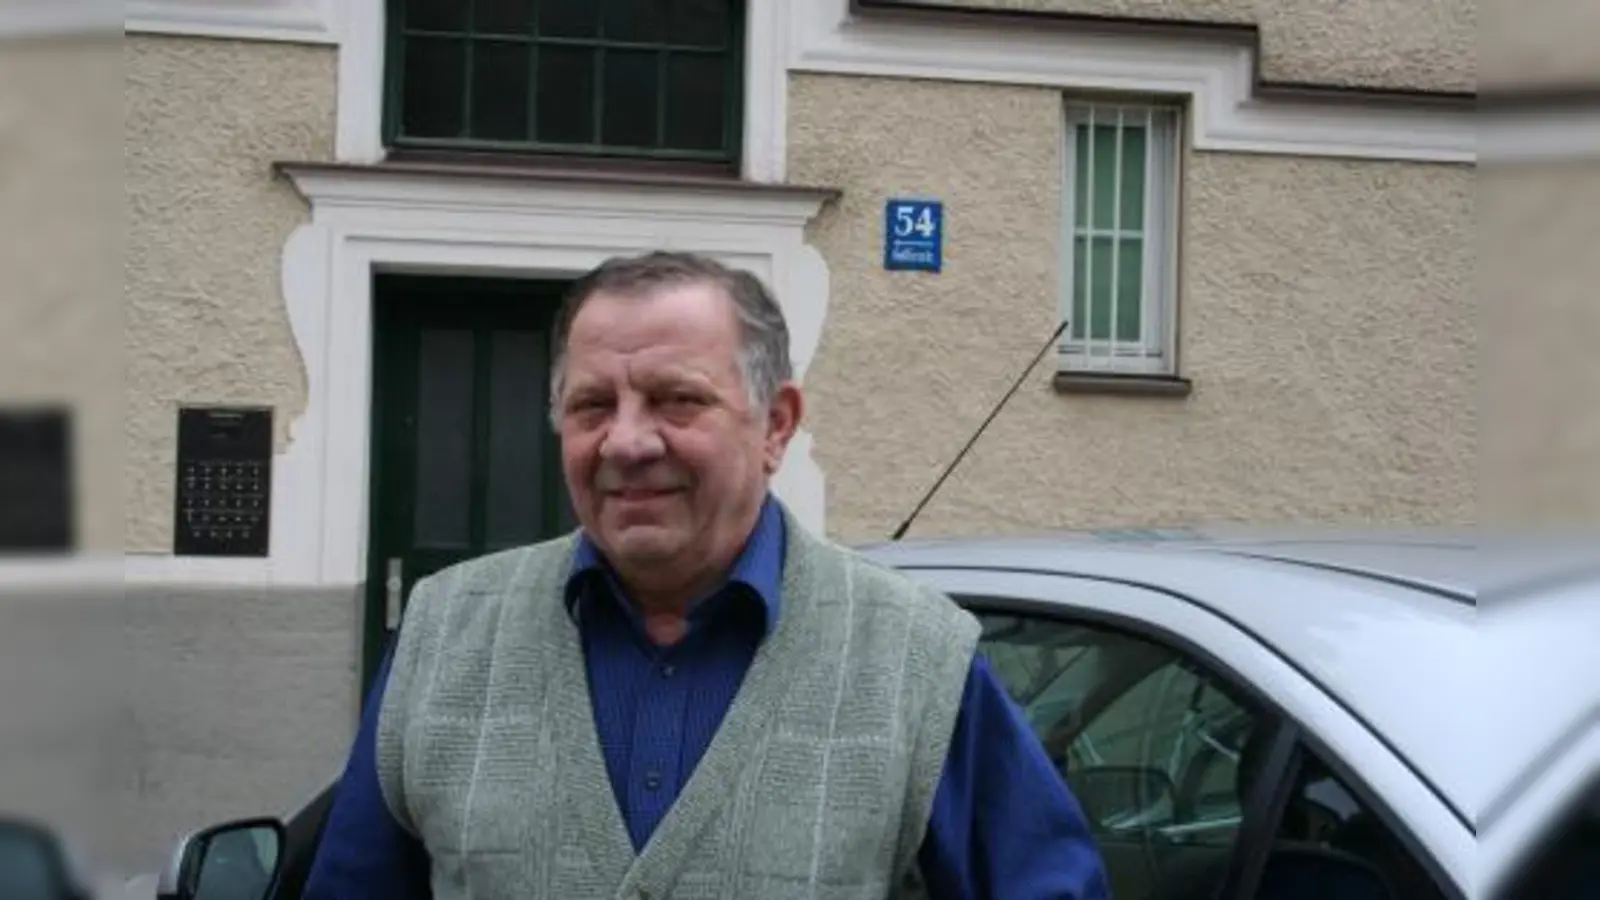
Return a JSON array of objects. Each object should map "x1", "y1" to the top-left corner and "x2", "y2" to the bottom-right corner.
[{"x1": 304, "y1": 251, "x2": 1109, "y2": 899}]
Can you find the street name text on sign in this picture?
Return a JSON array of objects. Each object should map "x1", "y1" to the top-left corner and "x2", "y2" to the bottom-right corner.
[{"x1": 884, "y1": 199, "x2": 943, "y2": 273}]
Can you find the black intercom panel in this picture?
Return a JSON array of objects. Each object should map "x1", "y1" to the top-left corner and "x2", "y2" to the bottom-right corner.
[{"x1": 174, "y1": 407, "x2": 272, "y2": 557}]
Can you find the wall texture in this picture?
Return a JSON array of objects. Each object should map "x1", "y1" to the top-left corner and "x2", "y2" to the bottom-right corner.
[
  {"x1": 0, "y1": 36, "x2": 122, "y2": 552},
  {"x1": 1481, "y1": 0, "x2": 1600, "y2": 87},
  {"x1": 125, "y1": 35, "x2": 336, "y2": 552},
  {"x1": 1481, "y1": 161, "x2": 1600, "y2": 524},
  {"x1": 788, "y1": 73, "x2": 1475, "y2": 543},
  {"x1": 910, "y1": 0, "x2": 1475, "y2": 93}
]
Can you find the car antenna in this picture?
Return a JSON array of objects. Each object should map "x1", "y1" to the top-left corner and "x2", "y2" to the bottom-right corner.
[{"x1": 890, "y1": 319, "x2": 1069, "y2": 540}]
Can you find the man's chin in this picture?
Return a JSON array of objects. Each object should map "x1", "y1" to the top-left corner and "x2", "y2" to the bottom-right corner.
[{"x1": 604, "y1": 525, "x2": 686, "y2": 562}]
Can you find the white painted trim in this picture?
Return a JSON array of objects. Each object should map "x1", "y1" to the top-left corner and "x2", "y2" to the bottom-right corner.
[
  {"x1": 0, "y1": 555, "x2": 123, "y2": 590},
  {"x1": 186, "y1": 167, "x2": 832, "y2": 587},
  {"x1": 336, "y1": 0, "x2": 385, "y2": 162},
  {"x1": 125, "y1": 0, "x2": 338, "y2": 45},
  {"x1": 1481, "y1": 105, "x2": 1600, "y2": 164},
  {"x1": 122, "y1": 554, "x2": 295, "y2": 587},
  {"x1": 786, "y1": 0, "x2": 1475, "y2": 165},
  {"x1": 743, "y1": 0, "x2": 793, "y2": 182}
]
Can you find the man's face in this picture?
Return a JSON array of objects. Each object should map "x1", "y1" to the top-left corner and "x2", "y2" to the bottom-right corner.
[{"x1": 556, "y1": 279, "x2": 802, "y2": 580}]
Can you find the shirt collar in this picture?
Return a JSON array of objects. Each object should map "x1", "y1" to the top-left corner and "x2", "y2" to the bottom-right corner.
[{"x1": 563, "y1": 493, "x2": 787, "y2": 637}]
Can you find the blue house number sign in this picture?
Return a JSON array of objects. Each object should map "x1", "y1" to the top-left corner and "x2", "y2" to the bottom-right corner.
[{"x1": 884, "y1": 199, "x2": 943, "y2": 272}]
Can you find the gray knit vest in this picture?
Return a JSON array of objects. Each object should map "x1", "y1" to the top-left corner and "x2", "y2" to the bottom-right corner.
[{"x1": 374, "y1": 508, "x2": 980, "y2": 900}]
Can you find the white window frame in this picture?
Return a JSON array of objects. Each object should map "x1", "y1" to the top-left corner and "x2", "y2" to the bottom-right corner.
[{"x1": 1059, "y1": 99, "x2": 1182, "y2": 377}]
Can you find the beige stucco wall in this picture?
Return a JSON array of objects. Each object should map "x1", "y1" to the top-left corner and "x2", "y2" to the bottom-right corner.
[
  {"x1": 0, "y1": 35, "x2": 122, "y2": 552},
  {"x1": 107, "y1": 35, "x2": 357, "y2": 878},
  {"x1": 1481, "y1": 0, "x2": 1600, "y2": 88},
  {"x1": 913, "y1": 0, "x2": 1475, "y2": 94},
  {"x1": 789, "y1": 73, "x2": 1475, "y2": 543},
  {"x1": 1481, "y1": 161, "x2": 1600, "y2": 525},
  {"x1": 125, "y1": 35, "x2": 336, "y2": 552}
]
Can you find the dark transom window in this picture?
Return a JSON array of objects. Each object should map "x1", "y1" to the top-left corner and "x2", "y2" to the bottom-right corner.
[{"x1": 385, "y1": 0, "x2": 745, "y2": 163}]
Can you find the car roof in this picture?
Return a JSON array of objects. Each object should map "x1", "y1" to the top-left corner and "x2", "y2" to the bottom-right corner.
[
  {"x1": 858, "y1": 527, "x2": 1600, "y2": 830},
  {"x1": 864, "y1": 524, "x2": 1600, "y2": 600}
]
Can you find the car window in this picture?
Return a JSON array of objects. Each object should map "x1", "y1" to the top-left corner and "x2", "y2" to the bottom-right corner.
[
  {"x1": 976, "y1": 610, "x2": 1270, "y2": 900},
  {"x1": 1251, "y1": 751, "x2": 1449, "y2": 900}
]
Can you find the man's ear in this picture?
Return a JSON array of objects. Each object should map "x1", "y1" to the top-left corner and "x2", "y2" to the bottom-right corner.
[{"x1": 763, "y1": 382, "x2": 805, "y2": 474}]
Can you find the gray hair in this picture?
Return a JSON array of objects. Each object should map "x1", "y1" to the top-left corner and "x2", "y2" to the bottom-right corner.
[{"x1": 548, "y1": 251, "x2": 793, "y2": 428}]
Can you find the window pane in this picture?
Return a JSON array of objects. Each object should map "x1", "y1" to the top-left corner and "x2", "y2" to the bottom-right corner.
[
  {"x1": 1116, "y1": 238, "x2": 1144, "y2": 343},
  {"x1": 412, "y1": 330, "x2": 474, "y2": 549},
  {"x1": 1072, "y1": 236, "x2": 1143, "y2": 344},
  {"x1": 541, "y1": 0, "x2": 600, "y2": 38},
  {"x1": 402, "y1": 38, "x2": 467, "y2": 138},
  {"x1": 390, "y1": 0, "x2": 740, "y2": 159},
  {"x1": 1119, "y1": 125, "x2": 1147, "y2": 231},
  {"x1": 975, "y1": 610, "x2": 1261, "y2": 900},
  {"x1": 671, "y1": 0, "x2": 729, "y2": 48},
  {"x1": 1071, "y1": 235, "x2": 1089, "y2": 341},
  {"x1": 602, "y1": 50, "x2": 660, "y2": 148},
  {"x1": 1259, "y1": 754, "x2": 1448, "y2": 900},
  {"x1": 474, "y1": 0, "x2": 533, "y2": 35},
  {"x1": 471, "y1": 42, "x2": 530, "y2": 141},
  {"x1": 604, "y1": 0, "x2": 668, "y2": 43},
  {"x1": 1089, "y1": 123, "x2": 1121, "y2": 230},
  {"x1": 536, "y1": 46, "x2": 596, "y2": 144},
  {"x1": 485, "y1": 330, "x2": 548, "y2": 549},
  {"x1": 1086, "y1": 236, "x2": 1113, "y2": 341},
  {"x1": 664, "y1": 54, "x2": 725, "y2": 151},
  {"x1": 1073, "y1": 125, "x2": 1089, "y2": 228},
  {"x1": 406, "y1": 0, "x2": 467, "y2": 32}
]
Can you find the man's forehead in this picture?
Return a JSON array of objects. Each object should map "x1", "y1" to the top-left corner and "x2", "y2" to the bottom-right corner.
[
  {"x1": 565, "y1": 351, "x2": 720, "y2": 384},
  {"x1": 571, "y1": 281, "x2": 737, "y2": 335}
]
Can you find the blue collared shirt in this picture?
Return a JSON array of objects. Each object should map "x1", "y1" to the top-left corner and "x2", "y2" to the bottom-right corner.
[{"x1": 305, "y1": 497, "x2": 1108, "y2": 899}]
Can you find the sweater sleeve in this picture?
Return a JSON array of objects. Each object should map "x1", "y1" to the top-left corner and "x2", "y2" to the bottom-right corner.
[{"x1": 918, "y1": 653, "x2": 1111, "y2": 900}]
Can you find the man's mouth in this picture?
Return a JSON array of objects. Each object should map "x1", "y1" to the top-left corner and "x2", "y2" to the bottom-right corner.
[{"x1": 609, "y1": 487, "x2": 682, "y2": 501}]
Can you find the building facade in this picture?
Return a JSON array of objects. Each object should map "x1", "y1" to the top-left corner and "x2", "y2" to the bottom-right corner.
[{"x1": 110, "y1": 0, "x2": 1499, "y2": 871}]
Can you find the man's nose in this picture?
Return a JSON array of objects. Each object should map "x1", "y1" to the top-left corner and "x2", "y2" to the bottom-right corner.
[{"x1": 599, "y1": 397, "x2": 665, "y2": 464}]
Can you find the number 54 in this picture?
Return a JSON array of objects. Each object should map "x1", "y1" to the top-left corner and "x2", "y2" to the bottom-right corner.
[{"x1": 894, "y1": 205, "x2": 937, "y2": 239}]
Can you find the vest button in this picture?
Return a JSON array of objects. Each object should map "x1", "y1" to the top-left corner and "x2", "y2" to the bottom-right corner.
[{"x1": 644, "y1": 770, "x2": 662, "y2": 791}]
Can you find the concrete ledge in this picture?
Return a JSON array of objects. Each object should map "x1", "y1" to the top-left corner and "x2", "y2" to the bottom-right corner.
[{"x1": 1053, "y1": 372, "x2": 1195, "y2": 398}]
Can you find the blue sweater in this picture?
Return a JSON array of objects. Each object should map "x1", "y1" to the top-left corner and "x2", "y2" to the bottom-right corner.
[{"x1": 305, "y1": 498, "x2": 1109, "y2": 899}]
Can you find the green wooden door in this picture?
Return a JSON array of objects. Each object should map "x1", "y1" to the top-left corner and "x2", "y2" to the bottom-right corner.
[{"x1": 362, "y1": 275, "x2": 576, "y2": 695}]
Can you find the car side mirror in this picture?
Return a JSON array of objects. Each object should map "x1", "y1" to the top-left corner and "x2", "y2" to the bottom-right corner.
[
  {"x1": 0, "y1": 817, "x2": 91, "y2": 900},
  {"x1": 156, "y1": 817, "x2": 285, "y2": 900},
  {"x1": 1070, "y1": 764, "x2": 1177, "y2": 830}
]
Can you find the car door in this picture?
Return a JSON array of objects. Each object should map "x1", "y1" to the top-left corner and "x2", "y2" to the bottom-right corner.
[{"x1": 901, "y1": 565, "x2": 1467, "y2": 900}]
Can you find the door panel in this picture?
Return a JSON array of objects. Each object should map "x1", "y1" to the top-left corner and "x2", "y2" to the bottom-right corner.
[{"x1": 363, "y1": 275, "x2": 575, "y2": 695}]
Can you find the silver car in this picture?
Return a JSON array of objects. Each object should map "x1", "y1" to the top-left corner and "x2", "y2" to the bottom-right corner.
[{"x1": 155, "y1": 528, "x2": 1600, "y2": 900}]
